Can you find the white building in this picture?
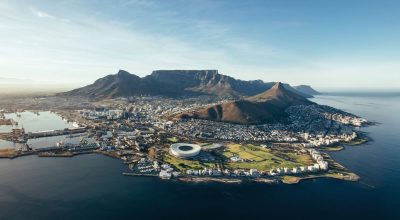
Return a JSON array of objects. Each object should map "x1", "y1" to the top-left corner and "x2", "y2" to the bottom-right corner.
[
  {"x1": 159, "y1": 170, "x2": 172, "y2": 179},
  {"x1": 250, "y1": 169, "x2": 260, "y2": 177},
  {"x1": 318, "y1": 161, "x2": 329, "y2": 170},
  {"x1": 283, "y1": 167, "x2": 290, "y2": 174}
]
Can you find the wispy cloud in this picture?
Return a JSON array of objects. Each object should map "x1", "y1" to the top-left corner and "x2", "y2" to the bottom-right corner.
[
  {"x1": 29, "y1": 7, "x2": 54, "y2": 19},
  {"x1": 122, "y1": 0, "x2": 154, "y2": 7},
  {"x1": 0, "y1": 1, "x2": 285, "y2": 84},
  {"x1": 192, "y1": 20, "x2": 230, "y2": 40},
  {"x1": 0, "y1": 0, "x2": 398, "y2": 90}
]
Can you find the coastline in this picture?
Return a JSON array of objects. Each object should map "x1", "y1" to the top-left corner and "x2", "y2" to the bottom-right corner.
[
  {"x1": 175, "y1": 171, "x2": 359, "y2": 185},
  {"x1": 0, "y1": 118, "x2": 370, "y2": 186},
  {"x1": 0, "y1": 138, "x2": 366, "y2": 185}
]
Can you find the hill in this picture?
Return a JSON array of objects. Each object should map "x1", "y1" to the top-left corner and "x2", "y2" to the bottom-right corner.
[
  {"x1": 58, "y1": 70, "x2": 317, "y2": 99},
  {"x1": 176, "y1": 82, "x2": 315, "y2": 124},
  {"x1": 293, "y1": 85, "x2": 321, "y2": 96}
]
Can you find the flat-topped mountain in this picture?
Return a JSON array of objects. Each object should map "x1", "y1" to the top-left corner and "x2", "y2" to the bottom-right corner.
[
  {"x1": 58, "y1": 70, "x2": 318, "y2": 99},
  {"x1": 175, "y1": 82, "x2": 315, "y2": 124}
]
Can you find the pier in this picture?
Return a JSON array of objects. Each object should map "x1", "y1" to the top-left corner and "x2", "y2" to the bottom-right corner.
[
  {"x1": 27, "y1": 127, "x2": 87, "y2": 139},
  {"x1": 0, "y1": 127, "x2": 87, "y2": 143}
]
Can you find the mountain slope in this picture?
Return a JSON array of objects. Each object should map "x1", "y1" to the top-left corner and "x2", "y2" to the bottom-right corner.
[
  {"x1": 247, "y1": 82, "x2": 313, "y2": 106},
  {"x1": 59, "y1": 69, "x2": 317, "y2": 99},
  {"x1": 59, "y1": 70, "x2": 142, "y2": 99},
  {"x1": 293, "y1": 85, "x2": 321, "y2": 96},
  {"x1": 176, "y1": 82, "x2": 315, "y2": 124}
]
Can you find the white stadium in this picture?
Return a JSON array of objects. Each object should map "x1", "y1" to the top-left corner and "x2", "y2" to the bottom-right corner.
[{"x1": 169, "y1": 143, "x2": 201, "y2": 158}]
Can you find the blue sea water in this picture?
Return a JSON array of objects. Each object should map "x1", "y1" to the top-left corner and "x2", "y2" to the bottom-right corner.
[{"x1": 0, "y1": 95, "x2": 399, "y2": 220}]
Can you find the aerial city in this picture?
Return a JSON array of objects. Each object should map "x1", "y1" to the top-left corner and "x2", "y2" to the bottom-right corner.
[
  {"x1": 0, "y1": 1, "x2": 399, "y2": 220},
  {"x1": 0, "y1": 70, "x2": 371, "y2": 184}
]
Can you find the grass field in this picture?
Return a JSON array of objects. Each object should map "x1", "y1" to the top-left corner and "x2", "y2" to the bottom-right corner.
[
  {"x1": 163, "y1": 154, "x2": 215, "y2": 171},
  {"x1": 219, "y1": 144, "x2": 313, "y2": 171},
  {"x1": 167, "y1": 137, "x2": 179, "y2": 143}
]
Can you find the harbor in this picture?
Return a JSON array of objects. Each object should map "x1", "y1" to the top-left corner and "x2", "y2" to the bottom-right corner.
[{"x1": 0, "y1": 111, "x2": 96, "y2": 159}]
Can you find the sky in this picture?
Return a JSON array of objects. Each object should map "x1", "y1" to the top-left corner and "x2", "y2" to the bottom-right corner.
[{"x1": 0, "y1": 0, "x2": 399, "y2": 92}]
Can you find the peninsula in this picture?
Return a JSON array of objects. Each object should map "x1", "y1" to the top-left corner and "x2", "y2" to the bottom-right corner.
[{"x1": 0, "y1": 70, "x2": 371, "y2": 185}]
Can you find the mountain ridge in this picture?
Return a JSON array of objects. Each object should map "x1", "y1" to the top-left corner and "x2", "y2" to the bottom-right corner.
[
  {"x1": 293, "y1": 85, "x2": 321, "y2": 96},
  {"x1": 175, "y1": 82, "x2": 315, "y2": 124},
  {"x1": 58, "y1": 69, "x2": 318, "y2": 99}
]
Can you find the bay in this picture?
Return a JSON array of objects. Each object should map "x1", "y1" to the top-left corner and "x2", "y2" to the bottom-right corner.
[{"x1": 0, "y1": 95, "x2": 399, "y2": 220}]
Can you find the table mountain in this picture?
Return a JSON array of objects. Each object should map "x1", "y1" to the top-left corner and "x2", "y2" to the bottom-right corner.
[{"x1": 58, "y1": 69, "x2": 317, "y2": 99}]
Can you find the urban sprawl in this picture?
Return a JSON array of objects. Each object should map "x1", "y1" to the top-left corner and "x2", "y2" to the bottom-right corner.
[{"x1": 0, "y1": 96, "x2": 368, "y2": 183}]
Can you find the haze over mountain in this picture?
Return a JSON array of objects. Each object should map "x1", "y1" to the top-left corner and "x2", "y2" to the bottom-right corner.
[
  {"x1": 293, "y1": 85, "x2": 321, "y2": 96},
  {"x1": 59, "y1": 70, "x2": 317, "y2": 99},
  {"x1": 175, "y1": 82, "x2": 314, "y2": 124}
]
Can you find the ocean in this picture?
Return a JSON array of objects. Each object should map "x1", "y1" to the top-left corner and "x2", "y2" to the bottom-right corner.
[{"x1": 0, "y1": 94, "x2": 399, "y2": 220}]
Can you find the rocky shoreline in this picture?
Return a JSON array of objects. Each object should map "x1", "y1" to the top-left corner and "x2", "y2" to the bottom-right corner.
[{"x1": 176, "y1": 171, "x2": 359, "y2": 185}]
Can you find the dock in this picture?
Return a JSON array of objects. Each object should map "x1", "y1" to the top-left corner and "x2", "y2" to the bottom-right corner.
[
  {"x1": 27, "y1": 128, "x2": 87, "y2": 138},
  {"x1": 0, "y1": 127, "x2": 87, "y2": 143}
]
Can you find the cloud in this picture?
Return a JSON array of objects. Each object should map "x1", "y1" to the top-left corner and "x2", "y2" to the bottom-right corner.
[
  {"x1": 29, "y1": 7, "x2": 55, "y2": 19},
  {"x1": 0, "y1": 1, "x2": 398, "y2": 91},
  {"x1": 122, "y1": 0, "x2": 154, "y2": 7},
  {"x1": 192, "y1": 20, "x2": 230, "y2": 40},
  {"x1": 1, "y1": 2, "x2": 283, "y2": 84},
  {"x1": 0, "y1": 5, "x2": 226, "y2": 83}
]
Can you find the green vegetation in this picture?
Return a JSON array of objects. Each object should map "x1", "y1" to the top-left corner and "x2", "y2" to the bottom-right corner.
[
  {"x1": 325, "y1": 172, "x2": 345, "y2": 179},
  {"x1": 162, "y1": 143, "x2": 316, "y2": 173},
  {"x1": 163, "y1": 154, "x2": 215, "y2": 171},
  {"x1": 167, "y1": 137, "x2": 179, "y2": 143},
  {"x1": 324, "y1": 172, "x2": 359, "y2": 181},
  {"x1": 346, "y1": 136, "x2": 368, "y2": 146},
  {"x1": 219, "y1": 144, "x2": 314, "y2": 171},
  {"x1": 321, "y1": 145, "x2": 344, "y2": 152}
]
